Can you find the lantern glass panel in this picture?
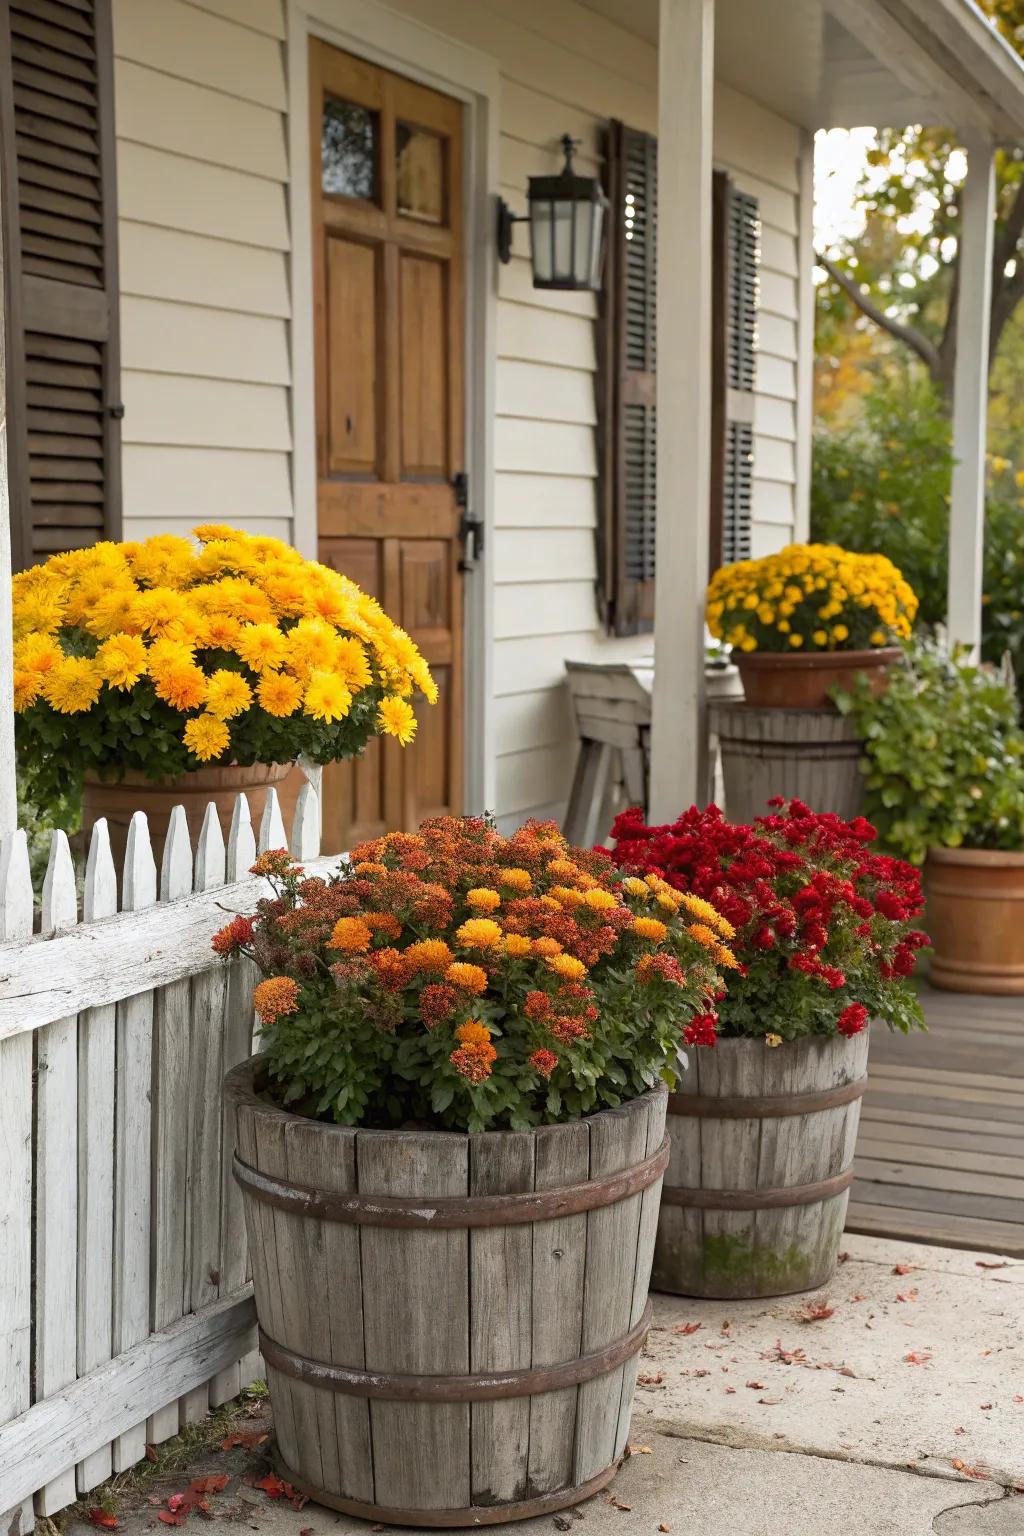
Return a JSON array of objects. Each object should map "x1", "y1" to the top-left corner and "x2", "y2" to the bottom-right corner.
[{"x1": 531, "y1": 199, "x2": 553, "y2": 283}]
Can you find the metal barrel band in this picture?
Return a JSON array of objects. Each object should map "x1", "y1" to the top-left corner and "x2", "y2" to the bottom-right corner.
[
  {"x1": 666, "y1": 1076, "x2": 867, "y2": 1120},
  {"x1": 660, "y1": 1166, "x2": 854, "y2": 1211},
  {"x1": 232, "y1": 1134, "x2": 669, "y2": 1229},
  {"x1": 259, "y1": 1299, "x2": 652, "y2": 1402},
  {"x1": 269, "y1": 1444, "x2": 623, "y2": 1528}
]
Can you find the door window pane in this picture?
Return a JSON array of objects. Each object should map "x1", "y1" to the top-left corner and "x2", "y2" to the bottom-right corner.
[
  {"x1": 396, "y1": 123, "x2": 444, "y2": 223},
  {"x1": 322, "y1": 96, "x2": 377, "y2": 201}
]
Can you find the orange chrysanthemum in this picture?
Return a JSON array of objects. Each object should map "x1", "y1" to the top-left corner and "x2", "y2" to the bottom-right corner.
[
  {"x1": 449, "y1": 1040, "x2": 497, "y2": 1083},
  {"x1": 498, "y1": 867, "x2": 532, "y2": 891},
  {"x1": 253, "y1": 976, "x2": 300, "y2": 1023},
  {"x1": 455, "y1": 1020, "x2": 492, "y2": 1047},
  {"x1": 405, "y1": 938, "x2": 454, "y2": 973},
  {"x1": 329, "y1": 916, "x2": 373, "y2": 953},
  {"x1": 687, "y1": 922, "x2": 719, "y2": 949},
  {"x1": 364, "y1": 911, "x2": 402, "y2": 940},
  {"x1": 503, "y1": 933, "x2": 532, "y2": 957},
  {"x1": 532, "y1": 936, "x2": 563, "y2": 958}
]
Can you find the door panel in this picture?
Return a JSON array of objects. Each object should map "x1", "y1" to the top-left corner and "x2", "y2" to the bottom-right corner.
[
  {"x1": 326, "y1": 237, "x2": 378, "y2": 474},
  {"x1": 310, "y1": 41, "x2": 465, "y2": 851}
]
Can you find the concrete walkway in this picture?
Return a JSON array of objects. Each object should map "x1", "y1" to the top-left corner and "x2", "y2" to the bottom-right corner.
[{"x1": 68, "y1": 1236, "x2": 1023, "y2": 1536}]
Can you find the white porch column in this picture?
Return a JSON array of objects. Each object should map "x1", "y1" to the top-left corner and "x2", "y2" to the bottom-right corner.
[
  {"x1": 947, "y1": 134, "x2": 996, "y2": 655},
  {"x1": 648, "y1": 0, "x2": 714, "y2": 822}
]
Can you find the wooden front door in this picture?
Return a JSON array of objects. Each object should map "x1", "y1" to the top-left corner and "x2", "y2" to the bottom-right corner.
[{"x1": 310, "y1": 41, "x2": 465, "y2": 850}]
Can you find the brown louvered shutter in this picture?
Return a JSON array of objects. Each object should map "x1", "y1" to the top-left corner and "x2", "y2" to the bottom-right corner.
[
  {"x1": 710, "y1": 175, "x2": 758, "y2": 572},
  {"x1": 0, "y1": 0, "x2": 122, "y2": 570},
  {"x1": 597, "y1": 120, "x2": 657, "y2": 638}
]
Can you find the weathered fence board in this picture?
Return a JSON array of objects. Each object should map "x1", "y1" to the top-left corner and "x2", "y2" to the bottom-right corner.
[{"x1": 0, "y1": 783, "x2": 323, "y2": 1520}]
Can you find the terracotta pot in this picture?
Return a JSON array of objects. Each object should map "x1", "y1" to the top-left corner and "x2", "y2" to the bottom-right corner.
[
  {"x1": 925, "y1": 847, "x2": 1024, "y2": 994},
  {"x1": 735, "y1": 647, "x2": 901, "y2": 709},
  {"x1": 82, "y1": 762, "x2": 306, "y2": 877},
  {"x1": 225, "y1": 1059, "x2": 668, "y2": 1525}
]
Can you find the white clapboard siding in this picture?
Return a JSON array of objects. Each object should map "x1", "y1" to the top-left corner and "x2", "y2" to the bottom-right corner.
[{"x1": 0, "y1": 784, "x2": 323, "y2": 1517}]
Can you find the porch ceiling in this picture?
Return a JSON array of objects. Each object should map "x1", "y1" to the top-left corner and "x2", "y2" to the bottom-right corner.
[{"x1": 578, "y1": 0, "x2": 1024, "y2": 137}]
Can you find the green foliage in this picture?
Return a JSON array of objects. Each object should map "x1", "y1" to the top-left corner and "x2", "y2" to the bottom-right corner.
[
  {"x1": 17, "y1": 764, "x2": 80, "y2": 889},
  {"x1": 833, "y1": 640, "x2": 1024, "y2": 864},
  {"x1": 811, "y1": 377, "x2": 1024, "y2": 687}
]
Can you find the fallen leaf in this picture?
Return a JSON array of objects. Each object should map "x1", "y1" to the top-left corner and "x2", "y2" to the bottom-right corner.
[
  {"x1": 221, "y1": 1431, "x2": 269, "y2": 1451},
  {"x1": 904, "y1": 1351, "x2": 931, "y2": 1365},
  {"x1": 953, "y1": 1460, "x2": 992, "y2": 1481},
  {"x1": 955, "y1": 1427, "x2": 966, "y2": 1435},
  {"x1": 837, "y1": 1251, "x2": 851, "y2": 1263},
  {"x1": 674, "y1": 1322, "x2": 702, "y2": 1336},
  {"x1": 1013, "y1": 1395, "x2": 1024, "y2": 1405},
  {"x1": 299, "y1": 1529, "x2": 314, "y2": 1535},
  {"x1": 659, "y1": 1526, "x2": 670, "y2": 1533},
  {"x1": 189, "y1": 1476, "x2": 229, "y2": 1495},
  {"x1": 88, "y1": 1511, "x2": 119, "y2": 1530},
  {"x1": 980, "y1": 1403, "x2": 993, "y2": 1411},
  {"x1": 893, "y1": 1264, "x2": 916, "y2": 1276},
  {"x1": 637, "y1": 1372, "x2": 663, "y2": 1386},
  {"x1": 145, "y1": 1445, "x2": 159, "y2": 1464},
  {"x1": 758, "y1": 1396, "x2": 783, "y2": 1405},
  {"x1": 628, "y1": 1445, "x2": 652, "y2": 1455},
  {"x1": 849, "y1": 1294, "x2": 868, "y2": 1302},
  {"x1": 604, "y1": 1493, "x2": 632, "y2": 1512},
  {"x1": 166, "y1": 1496, "x2": 186, "y2": 1514},
  {"x1": 147, "y1": 1496, "x2": 164, "y2": 1507},
  {"x1": 745, "y1": 1380, "x2": 765, "y2": 1390},
  {"x1": 157, "y1": 1515, "x2": 186, "y2": 1528},
  {"x1": 975, "y1": 1260, "x2": 1007, "y2": 1270},
  {"x1": 895, "y1": 1289, "x2": 919, "y2": 1303},
  {"x1": 251, "y1": 1475, "x2": 287, "y2": 1497},
  {"x1": 798, "y1": 1299, "x2": 835, "y2": 1323},
  {"x1": 724, "y1": 1386, "x2": 736, "y2": 1394}
]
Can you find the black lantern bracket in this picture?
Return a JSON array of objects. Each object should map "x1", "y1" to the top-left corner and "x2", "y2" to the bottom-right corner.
[{"x1": 496, "y1": 197, "x2": 527, "y2": 265}]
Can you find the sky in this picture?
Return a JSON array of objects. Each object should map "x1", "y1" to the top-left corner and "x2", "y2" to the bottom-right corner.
[{"x1": 813, "y1": 127, "x2": 877, "y2": 248}]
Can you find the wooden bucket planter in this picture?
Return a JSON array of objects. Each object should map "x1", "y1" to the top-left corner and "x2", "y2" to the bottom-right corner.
[
  {"x1": 225, "y1": 1061, "x2": 668, "y2": 1527},
  {"x1": 710, "y1": 702, "x2": 865, "y2": 824},
  {"x1": 653, "y1": 1032, "x2": 869, "y2": 1299}
]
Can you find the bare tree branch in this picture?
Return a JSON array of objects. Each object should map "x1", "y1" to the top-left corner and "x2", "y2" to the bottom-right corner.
[{"x1": 815, "y1": 251, "x2": 943, "y2": 382}]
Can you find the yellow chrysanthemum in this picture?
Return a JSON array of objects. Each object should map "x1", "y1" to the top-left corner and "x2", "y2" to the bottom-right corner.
[
  {"x1": 283, "y1": 617, "x2": 339, "y2": 675},
  {"x1": 455, "y1": 917, "x2": 503, "y2": 949},
  {"x1": 631, "y1": 916, "x2": 668, "y2": 943},
  {"x1": 15, "y1": 633, "x2": 63, "y2": 675},
  {"x1": 466, "y1": 887, "x2": 501, "y2": 912},
  {"x1": 498, "y1": 867, "x2": 532, "y2": 892},
  {"x1": 235, "y1": 622, "x2": 287, "y2": 674},
  {"x1": 96, "y1": 633, "x2": 148, "y2": 691},
  {"x1": 13, "y1": 667, "x2": 41, "y2": 711},
  {"x1": 378, "y1": 695, "x2": 417, "y2": 746},
  {"x1": 547, "y1": 953, "x2": 588, "y2": 980},
  {"x1": 205, "y1": 669, "x2": 253, "y2": 721},
  {"x1": 446, "y1": 961, "x2": 489, "y2": 993},
  {"x1": 183, "y1": 713, "x2": 230, "y2": 762},
  {"x1": 582, "y1": 888, "x2": 619, "y2": 912},
  {"x1": 502, "y1": 933, "x2": 532, "y2": 957},
  {"x1": 42, "y1": 656, "x2": 102, "y2": 714},
  {"x1": 257, "y1": 671, "x2": 303, "y2": 719},
  {"x1": 303, "y1": 671, "x2": 352, "y2": 724},
  {"x1": 132, "y1": 586, "x2": 191, "y2": 638},
  {"x1": 623, "y1": 877, "x2": 651, "y2": 900},
  {"x1": 333, "y1": 636, "x2": 373, "y2": 691},
  {"x1": 678, "y1": 891, "x2": 735, "y2": 939},
  {"x1": 153, "y1": 659, "x2": 208, "y2": 711}
]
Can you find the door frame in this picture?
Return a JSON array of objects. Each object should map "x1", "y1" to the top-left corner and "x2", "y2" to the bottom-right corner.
[{"x1": 287, "y1": 0, "x2": 499, "y2": 817}]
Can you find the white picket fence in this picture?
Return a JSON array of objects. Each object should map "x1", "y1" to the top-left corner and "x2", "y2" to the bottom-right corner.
[{"x1": 0, "y1": 779, "x2": 341, "y2": 1526}]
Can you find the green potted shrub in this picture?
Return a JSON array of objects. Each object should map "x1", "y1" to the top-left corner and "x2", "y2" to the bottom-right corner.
[
  {"x1": 835, "y1": 640, "x2": 1024, "y2": 993},
  {"x1": 216, "y1": 816, "x2": 730, "y2": 1525},
  {"x1": 610, "y1": 798, "x2": 927, "y2": 1299}
]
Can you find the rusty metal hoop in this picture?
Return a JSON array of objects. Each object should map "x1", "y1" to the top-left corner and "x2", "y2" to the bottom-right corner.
[
  {"x1": 232, "y1": 1135, "x2": 669, "y2": 1229},
  {"x1": 666, "y1": 1076, "x2": 867, "y2": 1120},
  {"x1": 660, "y1": 1166, "x2": 854, "y2": 1211}
]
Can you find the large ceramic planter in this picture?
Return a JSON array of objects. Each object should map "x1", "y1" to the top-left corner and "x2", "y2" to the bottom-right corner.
[
  {"x1": 925, "y1": 847, "x2": 1024, "y2": 994},
  {"x1": 225, "y1": 1060, "x2": 668, "y2": 1527},
  {"x1": 653, "y1": 1031, "x2": 869, "y2": 1299},
  {"x1": 735, "y1": 648, "x2": 901, "y2": 710},
  {"x1": 82, "y1": 762, "x2": 305, "y2": 870},
  {"x1": 710, "y1": 702, "x2": 864, "y2": 823}
]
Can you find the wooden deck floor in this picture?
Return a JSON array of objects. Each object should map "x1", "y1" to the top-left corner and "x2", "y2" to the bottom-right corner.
[{"x1": 848, "y1": 986, "x2": 1024, "y2": 1256}]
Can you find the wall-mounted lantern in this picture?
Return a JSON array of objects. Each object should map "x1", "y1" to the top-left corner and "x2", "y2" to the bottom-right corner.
[{"x1": 497, "y1": 134, "x2": 608, "y2": 291}]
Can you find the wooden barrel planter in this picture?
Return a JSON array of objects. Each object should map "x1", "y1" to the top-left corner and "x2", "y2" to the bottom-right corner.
[
  {"x1": 925, "y1": 847, "x2": 1024, "y2": 994},
  {"x1": 653, "y1": 1032, "x2": 869, "y2": 1299},
  {"x1": 710, "y1": 702, "x2": 865, "y2": 824},
  {"x1": 225, "y1": 1061, "x2": 668, "y2": 1527}
]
